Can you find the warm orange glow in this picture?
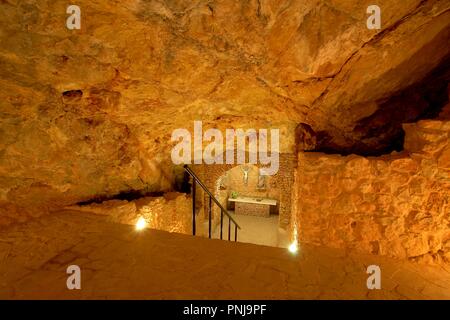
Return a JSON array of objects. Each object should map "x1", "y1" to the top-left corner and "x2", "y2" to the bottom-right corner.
[
  {"x1": 135, "y1": 217, "x2": 147, "y2": 230},
  {"x1": 288, "y1": 241, "x2": 298, "y2": 254}
]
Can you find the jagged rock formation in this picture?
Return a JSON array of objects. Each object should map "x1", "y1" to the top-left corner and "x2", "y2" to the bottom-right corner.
[{"x1": 0, "y1": 0, "x2": 449, "y2": 225}]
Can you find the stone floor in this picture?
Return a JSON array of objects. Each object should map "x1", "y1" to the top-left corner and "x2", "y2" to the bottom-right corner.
[
  {"x1": 1, "y1": 210, "x2": 450, "y2": 299},
  {"x1": 212, "y1": 212, "x2": 284, "y2": 248}
]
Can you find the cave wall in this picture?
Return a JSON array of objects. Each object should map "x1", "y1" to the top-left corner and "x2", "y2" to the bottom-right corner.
[
  {"x1": 295, "y1": 118, "x2": 450, "y2": 264},
  {"x1": 1, "y1": 0, "x2": 449, "y2": 229}
]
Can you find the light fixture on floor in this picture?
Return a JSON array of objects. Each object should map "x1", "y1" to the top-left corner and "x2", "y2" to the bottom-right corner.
[
  {"x1": 288, "y1": 241, "x2": 298, "y2": 254},
  {"x1": 288, "y1": 227, "x2": 298, "y2": 254},
  {"x1": 135, "y1": 217, "x2": 147, "y2": 231}
]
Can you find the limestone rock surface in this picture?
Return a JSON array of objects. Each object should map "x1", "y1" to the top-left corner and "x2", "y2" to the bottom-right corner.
[{"x1": 1, "y1": 0, "x2": 449, "y2": 224}]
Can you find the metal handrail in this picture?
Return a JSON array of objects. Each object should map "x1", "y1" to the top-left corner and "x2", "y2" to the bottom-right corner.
[{"x1": 184, "y1": 165, "x2": 241, "y2": 229}]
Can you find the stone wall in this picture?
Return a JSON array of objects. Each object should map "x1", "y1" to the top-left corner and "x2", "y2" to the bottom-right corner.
[
  {"x1": 295, "y1": 119, "x2": 450, "y2": 264},
  {"x1": 193, "y1": 152, "x2": 296, "y2": 230},
  {"x1": 136, "y1": 193, "x2": 192, "y2": 235},
  {"x1": 220, "y1": 164, "x2": 279, "y2": 214},
  {"x1": 66, "y1": 192, "x2": 192, "y2": 235},
  {"x1": 235, "y1": 202, "x2": 271, "y2": 217},
  {"x1": 226, "y1": 165, "x2": 276, "y2": 200}
]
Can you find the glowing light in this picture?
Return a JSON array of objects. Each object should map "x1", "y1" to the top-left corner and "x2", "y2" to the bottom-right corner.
[
  {"x1": 135, "y1": 217, "x2": 147, "y2": 230},
  {"x1": 288, "y1": 241, "x2": 298, "y2": 254}
]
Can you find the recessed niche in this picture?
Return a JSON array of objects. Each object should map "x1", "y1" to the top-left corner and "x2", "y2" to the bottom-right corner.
[{"x1": 62, "y1": 90, "x2": 83, "y2": 103}]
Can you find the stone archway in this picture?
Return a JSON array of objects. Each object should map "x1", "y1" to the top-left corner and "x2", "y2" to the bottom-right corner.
[{"x1": 192, "y1": 152, "x2": 296, "y2": 247}]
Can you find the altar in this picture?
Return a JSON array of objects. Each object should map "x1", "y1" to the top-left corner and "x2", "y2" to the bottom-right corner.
[{"x1": 228, "y1": 196, "x2": 277, "y2": 217}]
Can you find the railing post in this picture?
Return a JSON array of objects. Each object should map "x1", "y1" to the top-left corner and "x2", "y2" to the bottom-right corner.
[
  {"x1": 208, "y1": 196, "x2": 212, "y2": 239},
  {"x1": 183, "y1": 165, "x2": 241, "y2": 240},
  {"x1": 192, "y1": 179, "x2": 196, "y2": 236},
  {"x1": 220, "y1": 209, "x2": 223, "y2": 240}
]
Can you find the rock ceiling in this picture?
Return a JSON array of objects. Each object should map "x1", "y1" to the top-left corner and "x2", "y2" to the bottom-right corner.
[{"x1": 0, "y1": 0, "x2": 449, "y2": 212}]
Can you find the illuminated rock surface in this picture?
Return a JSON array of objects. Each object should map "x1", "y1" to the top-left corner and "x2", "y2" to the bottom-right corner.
[
  {"x1": 1, "y1": 211, "x2": 449, "y2": 299},
  {"x1": 1, "y1": 0, "x2": 449, "y2": 223},
  {"x1": 296, "y1": 118, "x2": 450, "y2": 263},
  {"x1": 65, "y1": 192, "x2": 192, "y2": 234},
  {"x1": 0, "y1": 4, "x2": 450, "y2": 305}
]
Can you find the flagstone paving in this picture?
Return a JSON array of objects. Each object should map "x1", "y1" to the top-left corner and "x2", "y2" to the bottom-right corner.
[{"x1": 1, "y1": 210, "x2": 449, "y2": 299}]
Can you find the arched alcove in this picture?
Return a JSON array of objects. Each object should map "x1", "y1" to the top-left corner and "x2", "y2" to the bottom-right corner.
[{"x1": 192, "y1": 151, "x2": 295, "y2": 247}]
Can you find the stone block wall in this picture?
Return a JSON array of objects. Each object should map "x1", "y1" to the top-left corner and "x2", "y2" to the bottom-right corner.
[
  {"x1": 192, "y1": 152, "x2": 296, "y2": 230},
  {"x1": 226, "y1": 165, "x2": 277, "y2": 206},
  {"x1": 66, "y1": 192, "x2": 193, "y2": 235},
  {"x1": 137, "y1": 193, "x2": 193, "y2": 235},
  {"x1": 235, "y1": 202, "x2": 271, "y2": 217},
  {"x1": 295, "y1": 119, "x2": 450, "y2": 264}
]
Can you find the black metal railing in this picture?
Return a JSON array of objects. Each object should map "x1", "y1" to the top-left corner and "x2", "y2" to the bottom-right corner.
[{"x1": 184, "y1": 165, "x2": 241, "y2": 242}]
